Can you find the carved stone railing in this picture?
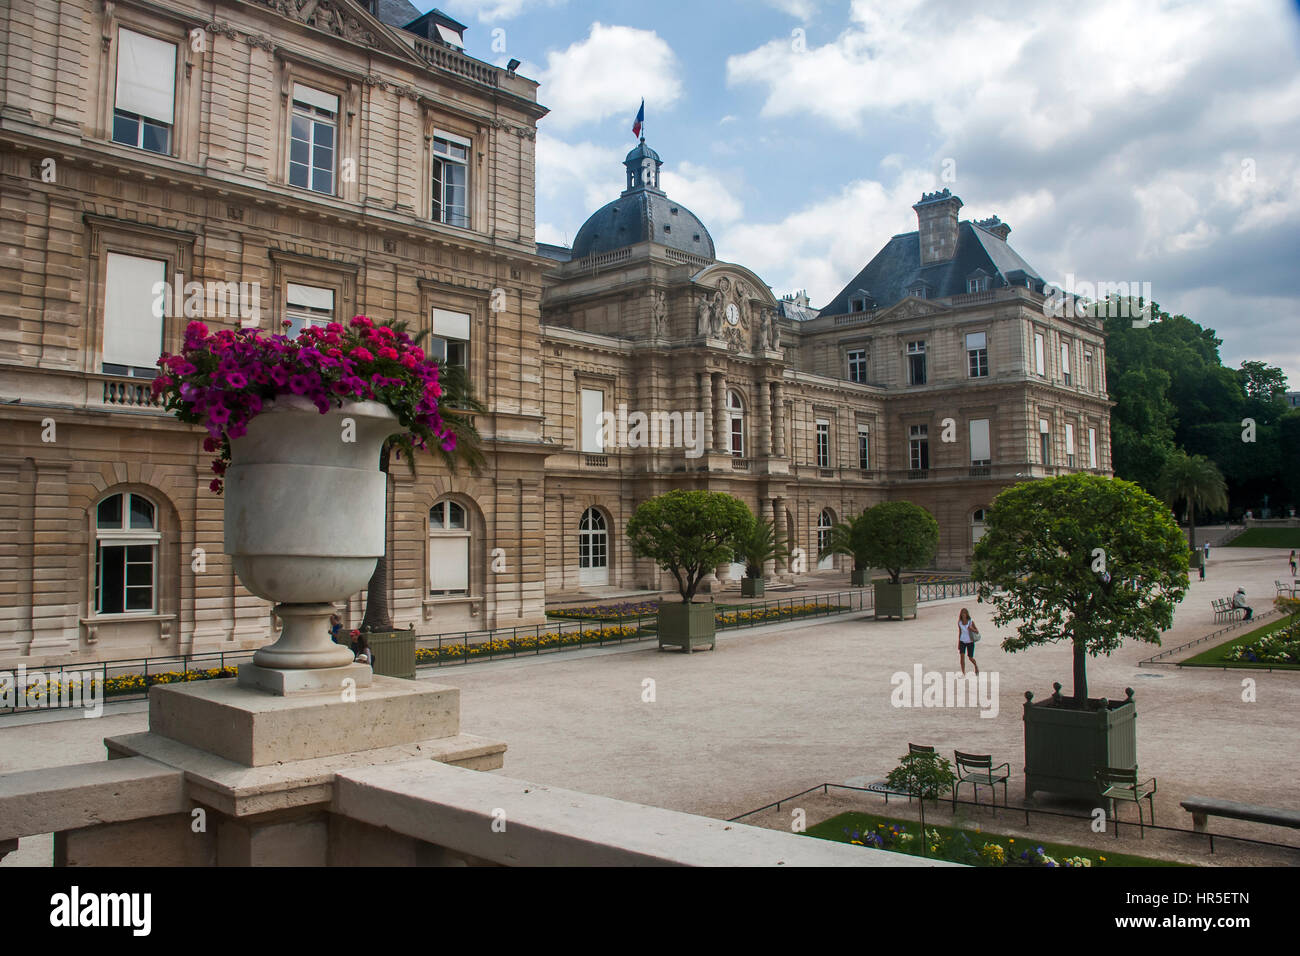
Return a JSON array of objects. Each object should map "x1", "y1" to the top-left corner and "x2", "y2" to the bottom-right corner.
[
  {"x1": 664, "y1": 248, "x2": 713, "y2": 269},
  {"x1": 101, "y1": 376, "x2": 164, "y2": 409},
  {"x1": 412, "y1": 38, "x2": 500, "y2": 88}
]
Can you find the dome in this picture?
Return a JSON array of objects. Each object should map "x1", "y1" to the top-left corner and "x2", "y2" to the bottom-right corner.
[{"x1": 570, "y1": 139, "x2": 716, "y2": 261}]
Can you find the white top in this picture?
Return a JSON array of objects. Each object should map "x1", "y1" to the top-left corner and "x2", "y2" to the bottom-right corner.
[{"x1": 959, "y1": 620, "x2": 974, "y2": 643}]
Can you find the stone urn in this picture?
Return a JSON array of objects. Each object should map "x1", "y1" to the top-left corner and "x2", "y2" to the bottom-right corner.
[{"x1": 224, "y1": 395, "x2": 397, "y2": 675}]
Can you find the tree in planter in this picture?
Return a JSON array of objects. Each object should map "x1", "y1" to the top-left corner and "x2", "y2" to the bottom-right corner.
[
  {"x1": 885, "y1": 751, "x2": 954, "y2": 855},
  {"x1": 625, "y1": 490, "x2": 752, "y2": 602},
  {"x1": 971, "y1": 473, "x2": 1189, "y2": 705},
  {"x1": 359, "y1": 325, "x2": 485, "y2": 633},
  {"x1": 734, "y1": 509, "x2": 790, "y2": 582},
  {"x1": 819, "y1": 511, "x2": 871, "y2": 578},
  {"x1": 1157, "y1": 449, "x2": 1228, "y2": 553},
  {"x1": 859, "y1": 501, "x2": 939, "y2": 584}
]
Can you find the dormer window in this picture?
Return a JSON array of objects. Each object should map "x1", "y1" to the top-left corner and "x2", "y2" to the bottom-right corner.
[
  {"x1": 967, "y1": 273, "x2": 991, "y2": 293},
  {"x1": 909, "y1": 285, "x2": 928, "y2": 300}
]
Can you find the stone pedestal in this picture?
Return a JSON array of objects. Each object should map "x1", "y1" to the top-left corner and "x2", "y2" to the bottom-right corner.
[{"x1": 237, "y1": 661, "x2": 372, "y2": 696}]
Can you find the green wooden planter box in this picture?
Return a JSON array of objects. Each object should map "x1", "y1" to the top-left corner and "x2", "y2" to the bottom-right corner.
[
  {"x1": 1023, "y1": 685, "x2": 1137, "y2": 800},
  {"x1": 365, "y1": 626, "x2": 417, "y2": 680},
  {"x1": 1188, "y1": 548, "x2": 1203, "y2": 570},
  {"x1": 657, "y1": 601, "x2": 716, "y2": 652},
  {"x1": 851, "y1": 569, "x2": 871, "y2": 587},
  {"x1": 741, "y1": 577, "x2": 764, "y2": 598},
  {"x1": 873, "y1": 580, "x2": 917, "y2": 620}
]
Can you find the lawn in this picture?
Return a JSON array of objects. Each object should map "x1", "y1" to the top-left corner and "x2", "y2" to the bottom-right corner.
[
  {"x1": 1181, "y1": 614, "x2": 1300, "y2": 669},
  {"x1": 805, "y1": 810, "x2": 1188, "y2": 867},
  {"x1": 1223, "y1": 528, "x2": 1300, "y2": 548}
]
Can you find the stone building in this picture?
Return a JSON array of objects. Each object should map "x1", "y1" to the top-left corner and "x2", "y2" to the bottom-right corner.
[{"x1": 0, "y1": 0, "x2": 1111, "y2": 668}]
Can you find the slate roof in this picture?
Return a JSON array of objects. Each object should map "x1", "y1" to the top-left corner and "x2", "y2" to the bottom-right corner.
[
  {"x1": 820, "y1": 220, "x2": 1044, "y2": 315},
  {"x1": 571, "y1": 193, "x2": 715, "y2": 260},
  {"x1": 374, "y1": 0, "x2": 423, "y2": 30}
]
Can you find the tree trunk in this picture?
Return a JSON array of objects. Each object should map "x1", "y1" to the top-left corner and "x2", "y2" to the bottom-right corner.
[
  {"x1": 1072, "y1": 638, "x2": 1089, "y2": 705},
  {"x1": 1187, "y1": 502, "x2": 1197, "y2": 552},
  {"x1": 360, "y1": 443, "x2": 393, "y2": 632},
  {"x1": 918, "y1": 799, "x2": 926, "y2": 857}
]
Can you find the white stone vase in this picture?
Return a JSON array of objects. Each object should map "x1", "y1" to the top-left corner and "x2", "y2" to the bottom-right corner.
[{"x1": 224, "y1": 395, "x2": 398, "y2": 669}]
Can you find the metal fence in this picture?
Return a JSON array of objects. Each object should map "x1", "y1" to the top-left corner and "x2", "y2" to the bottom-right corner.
[{"x1": 0, "y1": 577, "x2": 976, "y2": 713}]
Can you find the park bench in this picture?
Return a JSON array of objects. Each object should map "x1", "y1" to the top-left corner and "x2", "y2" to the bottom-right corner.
[
  {"x1": 1180, "y1": 796, "x2": 1300, "y2": 835},
  {"x1": 1211, "y1": 598, "x2": 1243, "y2": 623},
  {"x1": 1275, "y1": 580, "x2": 1296, "y2": 599},
  {"x1": 952, "y1": 751, "x2": 1010, "y2": 812},
  {"x1": 1096, "y1": 767, "x2": 1157, "y2": 838}
]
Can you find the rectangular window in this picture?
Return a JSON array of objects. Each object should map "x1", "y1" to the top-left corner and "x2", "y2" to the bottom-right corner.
[
  {"x1": 1089, "y1": 427, "x2": 1098, "y2": 469},
  {"x1": 289, "y1": 84, "x2": 338, "y2": 194},
  {"x1": 815, "y1": 419, "x2": 830, "y2": 468},
  {"x1": 112, "y1": 29, "x2": 175, "y2": 154},
  {"x1": 284, "y1": 283, "x2": 334, "y2": 338},
  {"x1": 581, "y1": 388, "x2": 605, "y2": 453},
  {"x1": 1039, "y1": 418, "x2": 1051, "y2": 465},
  {"x1": 428, "y1": 537, "x2": 469, "y2": 594},
  {"x1": 909, "y1": 424, "x2": 930, "y2": 471},
  {"x1": 430, "y1": 307, "x2": 470, "y2": 367},
  {"x1": 966, "y1": 331, "x2": 988, "y2": 378},
  {"x1": 967, "y1": 276, "x2": 988, "y2": 293},
  {"x1": 1060, "y1": 340, "x2": 1072, "y2": 386},
  {"x1": 1034, "y1": 332, "x2": 1046, "y2": 376},
  {"x1": 95, "y1": 543, "x2": 156, "y2": 614},
  {"x1": 858, "y1": 425, "x2": 870, "y2": 470},
  {"x1": 907, "y1": 340, "x2": 927, "y2": 385},
  {"x1": 847, "y1": 349, "x2": 867, "y2": 383},
  {"x1": 1065, "y1": 422, "x2": 1076, "y2": 467},
  {"x1": 432, "y1": 131, "x2": 470, "y2": 228},
  {"x1": 969, "y1": 419, "x2": 991, "y2": 466},
  {"x1": 102, "y1": 252, "x2": 166, "y2": 377},
  {"x1": 730, "y1": 413, "x2": 744, "y2": 457},
  {"x1": 1085, "y1": 352, "x2": 1094, "y2": 391}
]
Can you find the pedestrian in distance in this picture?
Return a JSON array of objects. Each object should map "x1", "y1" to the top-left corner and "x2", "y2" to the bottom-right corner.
[
  {"x1": 1232, "y1": 587, "x2": 1253, "y2": 621},
  {"x1": 957, "y1": 607, "x2": 980, "y2": 677},
  {"x1": 1290, "y1": 550, "x2": 1297, "y2": 577}
]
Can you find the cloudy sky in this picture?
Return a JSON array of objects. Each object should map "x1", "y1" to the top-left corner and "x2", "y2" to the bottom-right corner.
[{"x1": 431, "y1": 0, "x2": 1300, "y2": 385}]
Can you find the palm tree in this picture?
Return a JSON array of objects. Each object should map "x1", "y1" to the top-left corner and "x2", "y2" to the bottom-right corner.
[
  {"x1": 820, "y1": 511, "x2": 871, "y2": 578},
  {"x1": 1158, "y1": 450, "x2": 1228, "y2": 552},
  {"x1": 734, "y1": 513, "x2": 789, "y2": 580},
  {"x1": 359, "y1": 323, "x2": 485, "y2": 633}
]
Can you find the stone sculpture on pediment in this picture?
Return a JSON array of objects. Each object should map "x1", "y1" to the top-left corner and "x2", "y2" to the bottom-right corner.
[{"x1": 651, "y1": 290, "x2": 668, "y2": 338}]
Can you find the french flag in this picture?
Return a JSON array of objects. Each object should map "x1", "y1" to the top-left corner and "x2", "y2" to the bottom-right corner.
[{"x1": 632, "y1": 100, "x2": 644, "y2": 140}]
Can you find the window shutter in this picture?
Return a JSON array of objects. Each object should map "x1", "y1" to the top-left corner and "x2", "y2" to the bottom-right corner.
[
  {"x1": 1034, "y1": 334, "x2": 1045, "y2": 375},
  {"x1": 286, "y1": 283, "x2": 334, "y2": 311},
  {"x1": 1089, "y1": 428, "x2": 1098, "y2": 468},
  {"x1": 1065, "y1": 422, "x2": 1075, "y2": 452},
  {"x1": 969, "y1": 419, "x2": 991, "y2": 462},
  {"x1": 116, "y1": 29, "x2": 176, "y2": 124},
  {"x1": 432, "y1": 308, "x2": 471, "y2": 340},
  {"x1": 292, "y1": 83, "x2": 339, "y2": 114},
  {"x1": 581, "y1": 388, "x2": 605, "y2": 452},
  {"x1": 104, "y1": 252, "x2": 166, "y2": 370},
  {"x1": 428, "y1": 537, "x2": 469, "y2": 592},
  {"x1": 966, "y1": 331, "x2": 986, "y2": 350}
]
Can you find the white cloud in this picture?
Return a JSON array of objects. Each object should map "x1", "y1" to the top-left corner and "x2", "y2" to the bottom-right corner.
[
  {"x1": 535, "y1": 23, "x2": 683, "y2": 130},
  {"x1": 661, "y1": 161, "x2": 744, "y2": 226},
  {"x1": 535, "y1": 132, "x2": 623, "y2": 211},
  {"x1": 443, "y1": 0, "x2": 566, "y2": 23}
]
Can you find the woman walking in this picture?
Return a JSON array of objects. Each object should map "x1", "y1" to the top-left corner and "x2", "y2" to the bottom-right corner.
[
  {"x1": 957, "y1": 607, "x2": 980, "y2": 676},
  {"x1": 1290, "y1": 550, "x2": 1297, "y2": 577}
]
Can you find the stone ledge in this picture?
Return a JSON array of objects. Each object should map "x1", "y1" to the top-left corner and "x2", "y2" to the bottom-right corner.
[
  {"x1": 149, "y1": 675, "x2": 460, "y2": 766},
  {"x1": 0, "y1": 756, "x2": 185, "y2": 842},
  {"x1": 104, "y1": 730, "x2": 505, "y2": 818},
  {"x1": 334, "y1": 760, "x2": 957, "y2": 867}
]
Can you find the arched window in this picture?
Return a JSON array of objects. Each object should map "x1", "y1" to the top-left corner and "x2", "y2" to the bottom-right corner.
[
  {"x1": 727, "y1": 390, "x2": 744, "y2": 457},
  {"x1": 971, "y1": 508, "x2": 988, "y2": 547},
  {"x1": 94, "y1": 492, "x2": 158, "y2": 614},
  {"x1": 579, "y1": 507, "x2": 609, "y2": 587},
  {"x1": 817, "y1": 509, "x2": 835, "y2": 570},
  {"x1": 428, "y1": 499, "x2": 469, "y2": 596}
]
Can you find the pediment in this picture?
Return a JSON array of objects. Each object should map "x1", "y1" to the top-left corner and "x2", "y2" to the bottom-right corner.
[
  {"x1": 876, "y1": 296, "x2": 950, "y2": 321},
  {"x1": 253, "y1": 0, "x2": 422, "y2": 63}
]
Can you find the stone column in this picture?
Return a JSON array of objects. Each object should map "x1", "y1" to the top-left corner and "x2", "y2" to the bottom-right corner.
[
  {"x1": 698, "y1": 372, "x2": 713, "y2": 452},
  {"x1": 713, "y1": 373, "x2": 728, "y2": 453},
  {"x1": 758, "y1": 381, "x2": 772, "y2": 457},
  {"x1": 772, "y1": 382, "x2": 786, "y2": 458}
]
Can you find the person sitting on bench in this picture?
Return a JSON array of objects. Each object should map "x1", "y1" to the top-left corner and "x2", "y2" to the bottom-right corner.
[{"x1": 1232, "y1": 587, "x2": 1253, "y2": 621}]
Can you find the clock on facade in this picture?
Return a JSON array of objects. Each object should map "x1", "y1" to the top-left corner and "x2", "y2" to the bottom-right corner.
[{"x1": 725, "y1": 303, "x2": 740, "y2": 325}]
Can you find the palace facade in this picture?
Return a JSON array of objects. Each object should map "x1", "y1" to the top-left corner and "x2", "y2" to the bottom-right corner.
[{"x1": 0, "y1": 0, "x2": 1111, "y2": 667}]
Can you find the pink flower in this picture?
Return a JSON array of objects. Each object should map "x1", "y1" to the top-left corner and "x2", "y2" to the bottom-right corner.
[
  {"x1": 378, "y1": 346, "x2": 399, "y2": 361},
  {"x1": 349, "y1": 316, "x2": 373, "y2": 329},
  {"x1": 208, "y1": 404, "x2": 231, "y2": 426},
  {"x1": 351, "y1": 347, "x2": 375, "y2": 363},
  {"x1": 202, "y1": 437, "x2": 219, "y2": 453},
  {"x1": 289, "y1": 375, "x2": 312, "y2": 395},
  {"x1": 209, "y1": 478, "x2": 224, "y2": 494},
  {"x1": 224, "y1": 371, "x2": 247, "y2": 389}
]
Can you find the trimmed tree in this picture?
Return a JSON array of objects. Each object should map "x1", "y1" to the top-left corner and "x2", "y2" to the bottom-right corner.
[
  {"x1": 885, "y1": 751, "x2": 954, "y2": 853},
  {"x1": 971, "y1": 473, "x2": 1189, "y2": 705},
  {"x1": 626, "y1": 490, "x2": 752, "y2": 602},
  {"x1": 1157, "y1": 449, "x2": 1228, "y2": 552},
  {"x1": 860, "y1": 501, "x2": 940, "y2": 584}
]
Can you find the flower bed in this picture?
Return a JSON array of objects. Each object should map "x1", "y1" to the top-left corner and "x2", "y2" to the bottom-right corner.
[
  {"x1": 548, "y1": 601, "x2": 661, "y2": 621},
  {"x1": 5, "y1": 667, "x2": 241, "y2": 707},
  {"x1": 547, "y1": 600, "x2": 849, "y2": 626},
  {"x1": 1183, "y1": 609, "x2": 1300, "y2": 669},
  {"x1": 806, "y1": 811, "x2": 1186, "y2": 867},
  {"x1": 417, "y1": 625, "x2": 643, "y2": 663}
]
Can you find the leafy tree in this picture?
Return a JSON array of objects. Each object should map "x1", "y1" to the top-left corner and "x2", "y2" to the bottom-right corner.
[
  {"x1": 626, "y1": 490, "x2": 752, "y2": 602},
  {"x1": 972, "y1": 474, "x2": 1188, "y2": 706},
  {"x1": 733, "y1": 509, "x2": 789, "y2": 579},
  {"x1": 859, "y1": 502, "x2": 939, "y2": 584},
  {"x1": 885, "y1": 751, "x2": 953, "y2": 852},
  {"x1": 819, "y1": 511, "x2": 871, "y2": 571},
  {"x1": 1239, "y1": 360, "x2": 1288, "y2": 404},
  {"x1": 1157, "y1": 450, "x2": 1228, "y2": 550},
  {"x1": 360, "y1": 323, "x2": 485, "y2": 633}
]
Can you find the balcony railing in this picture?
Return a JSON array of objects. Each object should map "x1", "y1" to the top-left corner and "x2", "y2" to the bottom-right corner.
[
  {"x1": 584, "y1": 455, "x2": 609, "y2": 467},
  {"x1": 907, "y1": 468, "x2": 930, "y2": 480},
  {"x1": 730, "y1": 458, "x2": 750, "y2": 471},
  {"x1": 412, "y1": 38, "x2": 500, "y2": 87},
  {"x1": 101, "y1": 377, "x2": 163, "y2": 408}
]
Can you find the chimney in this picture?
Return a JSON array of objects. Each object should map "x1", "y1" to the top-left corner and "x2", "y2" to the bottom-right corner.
[
  {"x1": 912, "y1": 189, "x2": 963, "y2": 266},
  {"x1": 976, "y1": 215, "x2": 1012, "y2": 241}
]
